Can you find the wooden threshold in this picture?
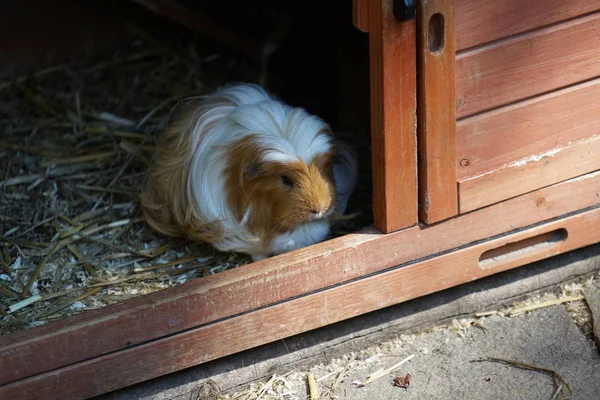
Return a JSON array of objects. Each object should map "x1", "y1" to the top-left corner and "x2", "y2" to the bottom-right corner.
[
  {"x1": 1, "y1": 171, "x2": 600, "y2": 398},
  {"x1": 4, "y1": 201, "x2": 600, "y2": 399}
]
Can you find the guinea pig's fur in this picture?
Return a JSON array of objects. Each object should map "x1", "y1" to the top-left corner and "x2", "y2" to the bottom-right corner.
[{"x1": 140, "y1": 83, "x2": 357, "y2": 261}]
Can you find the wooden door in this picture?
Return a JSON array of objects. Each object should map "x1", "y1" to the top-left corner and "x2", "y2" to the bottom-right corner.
[
  {"x1": 419, "y1": 0, "x2": 600, "y2": 218},
  {"x1": 354, "y1": 0, "x2": 420, "y2": 233}
]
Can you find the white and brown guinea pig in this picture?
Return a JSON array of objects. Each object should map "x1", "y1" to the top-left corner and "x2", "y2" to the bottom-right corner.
[{"x1": 140, "y1": 83, "x2": 357, "y2": 261}]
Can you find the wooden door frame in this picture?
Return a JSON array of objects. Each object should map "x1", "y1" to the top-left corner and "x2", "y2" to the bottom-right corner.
[
  {"x1": 2, "y1": 2, "x2": 600, "y2": 398},
  {"x1": 362, "y1": 0, "x2": 459, "y2": 230},
  {"x1": 367, "y1": 0, "x2": 419, "y2": 233}
]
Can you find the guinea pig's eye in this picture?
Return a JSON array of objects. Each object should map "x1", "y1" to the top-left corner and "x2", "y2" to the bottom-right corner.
[{"x1": 281, "y1": 175, "x2": 294, "y2": 189}]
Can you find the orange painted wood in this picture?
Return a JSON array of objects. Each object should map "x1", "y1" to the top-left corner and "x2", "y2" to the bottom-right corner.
[
  {"x1": 368, "y1": 0, "x2": 418, "y2": 233},
  {"x1": 457, "y1": 78, "x2": 600, "y2": 181},
  {"x1": 417, "y1": 0, "x2": 458, "y2": 223},
  {"x1": 3, "y1": 170, "x2": 600, "y2": 386},
  {"x1": 456, "y1": 12, "x2": 600, "y2": 118},
  {"x1": 4, "y1": 206, "x2": 600, "y2": 400},
  {"x1": 353, "y1": 0, "x2": 369, "y2": 32},
  {"x1": 459, "y1": 135, "x2": 600, "y2": 213},
  {"x1": 455, "y1": 0, "x2": 600, "y2": 51}
]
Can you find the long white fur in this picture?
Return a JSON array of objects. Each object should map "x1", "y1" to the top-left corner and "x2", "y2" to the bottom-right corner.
[{"x1": 186, "y1": 83, "x2": 354, "y2": 261}]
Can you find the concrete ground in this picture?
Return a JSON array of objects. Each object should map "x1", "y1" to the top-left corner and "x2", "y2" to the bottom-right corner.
[
  {"x1": 99, "y1": 244, "x2": 600, "y2": 400},
  {"x1": 313, "y1": 306, "x2": 600, "y2": 400}
]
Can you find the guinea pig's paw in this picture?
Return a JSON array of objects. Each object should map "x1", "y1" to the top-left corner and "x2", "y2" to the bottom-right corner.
[{"x1": 250, "y1": 253, "x2": 269, "y2": 262}]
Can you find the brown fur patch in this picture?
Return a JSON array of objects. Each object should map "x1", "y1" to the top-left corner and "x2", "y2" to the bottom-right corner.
[
  {"x1": 224, "y1": 136, "x2": 336, "y2": 247},
  {"x1": 140, "y1": 97, "x2": 232, "y2": 243}
]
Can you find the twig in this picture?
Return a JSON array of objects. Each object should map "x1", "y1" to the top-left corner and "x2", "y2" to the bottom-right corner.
[
  {"x1": 91, "y1": 112, "x2": 136, "y2": 127},
  {"x1": 474, "y1": 310, "x2": 499, "y2": 318},
  {"x1": 0, "y1": 283, "x2": 19, "y2": 298},
  {"x1": 320, "y1": 363, "x2": 350, "y2": 399},
  {"x1": 81, "y1": 235, "x2": 152, "y2": 259},
  {"x1": 0, "y1": 50, "x2": 160, "y2": 92},
  {"x1": 136, "y1": 94, "x2": 188, "y2": 129},
  {"x1": 0, "y1": 64, "x2": 68, "y2": 91},
  {"x1": 84, "y1": 127, "x2": 150, "y2": 141},
  {"x1": 471, "y1": 357, "x2": 573, "y2": 400},
  {"x1": 10, "y1": 216, "x2": 55, "y2": 238},
  {"x1": 36, "y1": 288, "x2": 102, "y2": 320},
  {"x1": 508, "y1": 296, "x2": 585, "y2": 317},
  {"x1": 142, "y1": 240, "x2": 188, "y2": 257},
  {"x1": 255, "y1": 375, "x2": 278, "y2": 400},
  {"x1": 91, "y1": 135, "x2": 149, "y2": 211},
  {"x1": 307, "y1": 371, "x2": 320, "y2": 400},
  {"x1": 41, "y1": 151, "x2": 117, "y2": 167},
  {"x1": 67, "y1": 244, "x2": 96, "y2": 276},
  {"x1": 8, "y1": 295, "x2": 42, "y2": 313},
  {"x1": 75, "y1": 184, "x2": 135, "y2": 196},
  {"x1": 316, "y1": 367, "x2": 345, "y2": 383},
  {"x1": 133, "y1": 256, "x2": 201, "y2": 272},
  {"x1": 20, "y1": 218, "x2": 140, "y2": 296},
  {"x1": 354, "y1": 354, "x2": 415, "y2": 387}
]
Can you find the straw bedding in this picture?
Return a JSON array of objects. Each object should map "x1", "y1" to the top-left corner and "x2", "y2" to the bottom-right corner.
[{"x1": 0, "y1": 27, "x2": 371, "y2": 336}]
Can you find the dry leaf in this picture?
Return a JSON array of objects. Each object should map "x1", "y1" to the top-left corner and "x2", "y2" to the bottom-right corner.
[{"x1": 393, "y1": 373, "x2": 411, "y2": 389}]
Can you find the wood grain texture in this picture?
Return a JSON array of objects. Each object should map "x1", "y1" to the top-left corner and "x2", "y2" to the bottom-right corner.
[
  {"x1": 417, "y1": 0, "x2": 458, "y2": 223},
  {"x1": 459, "y1": 135, "x2": 600, "y2": 213},
  {"x1": 352, "y1": 0, "x2": 369, "y2": 32},
  {"x1": 4, "y1": 206, "x2": 600, "y2": 400},
  {"x1": 457, "y1": 78, "x2": 600, "y2": 180},
  {"x1": 369, "y1": 0, "x2": 418, "y2": 233},
  {"x1": 455, "y1": 0, "x2": 600, "y2": 51},
  {"x1": 3, "y1": 170, "x2": 600, "y2": 387},
  {"x1": 456, "y1": 12, "x2": 600, "y2": 118}
]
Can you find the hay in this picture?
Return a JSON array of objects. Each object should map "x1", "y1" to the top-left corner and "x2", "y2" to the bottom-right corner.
[
  {"x1": 0, "y1": 25, "x2": 263, "y2": 336},
  {"x1": 0, "y1": 23, "x2": 370, "y2": 336}
]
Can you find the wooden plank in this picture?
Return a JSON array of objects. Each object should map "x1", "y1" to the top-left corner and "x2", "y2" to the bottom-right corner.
[
  {"x1": 369, "y1": 0, "x2": 418, "y2": 233},
  {"x1": 4, "y1": 207, "x2": 600, "y2": 400},
  {"x1": 456, "y1": 12, "x2": 600, "y2": 118},
  {"x1": 459, "y1": 135, "x2": 600, "y2": 213},
  {"x1": 3, "y1": 170, "x2": 600, "y2": 387},
  {"x1": 416, "y1": 0, "x2": 458, "y2": 223},
  {"x1": 457, "y1": 78, "x2": 600, "y2": 181},
  {"x1": 353, "y1": 0, "x2": 369, "y2": 32},
  {"x1": 455, "y1": 0, "x2": 600, "y2": 51}
]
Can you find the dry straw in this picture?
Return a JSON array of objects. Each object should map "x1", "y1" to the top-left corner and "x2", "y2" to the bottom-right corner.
[{"x1": 0, "y1": 24, "x2": 259, "y2": 336}]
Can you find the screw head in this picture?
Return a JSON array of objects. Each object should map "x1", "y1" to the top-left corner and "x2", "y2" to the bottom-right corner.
[{"x1": 460, "y1": 158, "x2": 470, "y2": 167}]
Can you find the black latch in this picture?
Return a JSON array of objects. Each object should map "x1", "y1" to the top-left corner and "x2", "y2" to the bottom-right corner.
[{"x1": 394, "y1": 0, "x2": 416, "y2": 21}]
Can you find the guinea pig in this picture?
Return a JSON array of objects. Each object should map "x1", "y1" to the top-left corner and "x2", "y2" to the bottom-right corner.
[{"x1": 140, "y1": 83, "x2": 357, "y2": 262}]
